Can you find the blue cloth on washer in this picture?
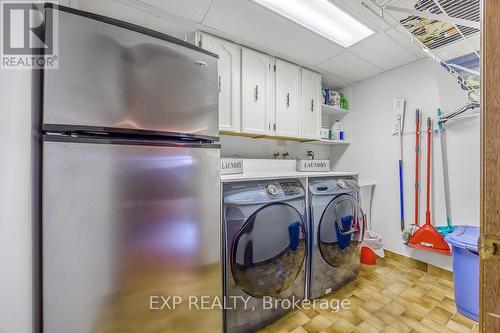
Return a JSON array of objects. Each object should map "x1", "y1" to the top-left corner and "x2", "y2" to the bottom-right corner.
[
  {"x1": 288, "y1": 221, "x2": 301, "y2": 251},
  {"x1": 335, "y1": 215, "x2": 353, "y2": 249}
]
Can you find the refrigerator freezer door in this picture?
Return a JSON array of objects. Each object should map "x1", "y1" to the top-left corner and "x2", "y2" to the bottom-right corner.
[
  {"x1": 42, "y1": 140, "x2": 221, "y2": 333},
  {"x1": 43, "y1": 7, "x2": 219, "y2": 139}
]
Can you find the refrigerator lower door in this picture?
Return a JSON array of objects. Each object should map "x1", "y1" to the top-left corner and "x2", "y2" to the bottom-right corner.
[{"x1": 42, "y1": 139, "x2": 221, "y2": 333}]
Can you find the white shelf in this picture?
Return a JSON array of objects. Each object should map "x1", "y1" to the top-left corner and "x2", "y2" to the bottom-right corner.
[
  {"x1": 310, "y1": 139, "x2": 351, "y2": 145},
  {"x1": 321, "y1": 104, "x2": 349, "y2": 118},
  {"x1": 221, "y1": 170, "x2": 359, "y2": 182}
]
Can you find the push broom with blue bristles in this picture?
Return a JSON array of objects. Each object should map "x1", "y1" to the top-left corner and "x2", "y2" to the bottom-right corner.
[{"x1": 436, "y1": 108, "x2": 457, "y2": 237}]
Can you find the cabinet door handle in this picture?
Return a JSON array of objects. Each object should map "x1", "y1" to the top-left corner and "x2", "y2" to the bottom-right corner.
[
  {"x1": 286, "y1": 93, "x2": 290, "y2": 108},
  {"x1": 218, "y1": 76, "x2": 221, "y2": 93},
  {"x1": 311, "y1": 99, "x2": 314, "y2": 112},
  {"x1": 254, "y1": 85, "x2": 259, "y2": 102}
]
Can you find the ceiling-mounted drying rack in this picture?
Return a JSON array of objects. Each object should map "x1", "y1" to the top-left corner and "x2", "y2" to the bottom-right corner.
[{"x1": 365, "y1": 0, "x2": 480, "y2": 99}]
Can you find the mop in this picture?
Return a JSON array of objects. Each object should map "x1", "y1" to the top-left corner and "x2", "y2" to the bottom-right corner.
[
  {"x1": 398, "y1": 109, "x2": 405, "y2": 232},
  {"x1": 402, "y1": 109, "x2": 420, "y2": 244},
  {"x1": 408, "y1": 117, "x2": 451, "y2": 255},
  {"x1": 436, "y1": 108, "x2": 457, "y2": 236},
  {"x1": 398, "y1": 126, "x2": 405, "y2": 232}
]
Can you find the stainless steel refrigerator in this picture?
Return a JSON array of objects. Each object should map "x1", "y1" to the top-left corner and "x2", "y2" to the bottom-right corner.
[{"x1": 40, "y1": 5, "x2": 221, "y2": 333}]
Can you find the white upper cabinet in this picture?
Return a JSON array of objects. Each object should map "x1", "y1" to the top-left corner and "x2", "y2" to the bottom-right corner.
[
  {"x1": 200, "y1": 34, "x2": 241, "y2": 132},
  {"x1": 241, "y1": 48, "x2": 273, "y2": 136},
  {"x1": 301, "y1": 69, "x2": 322, "y2": 140},
  {"x1": 196, "y1": 31, "x2": 325, "y2": 141},
  {"x1": 274, "y1": 59, "x2": 301, "y2": 138}
]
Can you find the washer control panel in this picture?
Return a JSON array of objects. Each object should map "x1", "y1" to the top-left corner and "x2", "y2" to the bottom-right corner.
[
  {"x1": 309, "y1": 177, "x2": 359, "y2": 196},
  {"x1": 336, "y1": 179, "x2": 348, "y2": 189}
]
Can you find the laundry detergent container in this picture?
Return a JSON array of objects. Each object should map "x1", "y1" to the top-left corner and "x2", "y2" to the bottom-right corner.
[{"x1": 445, "y1": 226, "x2": 479, "y2": 321}]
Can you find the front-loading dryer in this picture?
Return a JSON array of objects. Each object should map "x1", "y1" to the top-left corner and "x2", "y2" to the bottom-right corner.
[
  {"x1": 223, "y1": 179, "x2": 307, "y2": 333},
  {"x1": 308, "y1": 177, "x2": 365, "y2": 300}
]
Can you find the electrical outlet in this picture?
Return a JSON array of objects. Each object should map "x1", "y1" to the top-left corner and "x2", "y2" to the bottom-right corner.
[{"x1": 392, "y1": 98, "x2": 406, "y2": 135}]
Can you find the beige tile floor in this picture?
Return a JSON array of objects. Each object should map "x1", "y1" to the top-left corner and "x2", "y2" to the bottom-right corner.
[{"x1": 258, "y1": 257, "x2": 478, "y2": 333}]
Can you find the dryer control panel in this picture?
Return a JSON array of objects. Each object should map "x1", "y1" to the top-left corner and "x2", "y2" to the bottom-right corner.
[
  {"x1": 265, "y1": 184, "x2": 279, "y2": 196},
  {"x1": 265, "y1": 181, "x2": 303, "y2": 198},
  {"x1": 280, "y1": 182, "x2": 302, "y2": 196}
]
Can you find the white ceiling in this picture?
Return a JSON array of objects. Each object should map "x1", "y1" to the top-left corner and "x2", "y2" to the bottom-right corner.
[
  {"x1": 202, "y1": 0, "x2": 346, "y2": 65},
  {"x1": 318, "y1": 51, "x2": 384, "y2": 82},
  {"x1": 128, "y1": 0, "x2": 215, "y2": 23},
  {"x1": 77, "y1": 0, "x2": 427, "y2": 88}
]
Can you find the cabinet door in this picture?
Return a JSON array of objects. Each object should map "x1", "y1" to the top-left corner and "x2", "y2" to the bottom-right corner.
[
  {"x1": 201, "y1": 34, "x2": 241, "y2": 132},
  {"x1": 275, "y1": 59, "x2": 301, "y2": 138},
  {"x1": 301, "y1": 69, "x2": 322, "y2": 140},
  {"x1": 241, "y1": 48, "x2": 273, "y2": 135}
]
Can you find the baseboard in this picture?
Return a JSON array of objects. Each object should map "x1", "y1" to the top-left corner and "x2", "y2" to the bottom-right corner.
[{"x1": 384, "y1": 249, "x2": 454, "y2": 281}]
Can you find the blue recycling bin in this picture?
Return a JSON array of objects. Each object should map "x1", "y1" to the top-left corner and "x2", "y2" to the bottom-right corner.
[{"x1": 445, "y1": 226, "x2": 479, "y2": 321}]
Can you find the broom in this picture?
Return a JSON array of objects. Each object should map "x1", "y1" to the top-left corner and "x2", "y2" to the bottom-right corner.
[{"x1": 408, "y1": 117, "x2": 451, "y2": 255}]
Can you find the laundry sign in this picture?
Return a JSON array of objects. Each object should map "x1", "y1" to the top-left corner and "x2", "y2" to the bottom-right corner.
[
  {"x1": 221, "y1": 158, "x2": 243, "y2": 175},
  {"x1": 296, "y1": 160, "x2": 330, "y2": 172}
]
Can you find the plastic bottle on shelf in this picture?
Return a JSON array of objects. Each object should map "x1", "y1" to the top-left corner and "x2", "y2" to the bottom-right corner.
[
  {"x1": 340, "y1": 94, "x2": 349, "y2": 110},
  {"x1": 332, "y1": 120, "x2": 344, "y2": 141}
]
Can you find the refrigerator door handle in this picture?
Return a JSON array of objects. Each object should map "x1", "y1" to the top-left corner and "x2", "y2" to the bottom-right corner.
[{"x1": 43, "y1": 133, "x2": 221, "y2": 149}]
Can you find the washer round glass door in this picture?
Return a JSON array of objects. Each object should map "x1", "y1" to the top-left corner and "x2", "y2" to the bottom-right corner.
[
  {"x1": 231, "y1": 203, "x2": 306, "y2": 297},
  {"x1": 318, "y1": 194, "x2": 364, "y2": 268}
]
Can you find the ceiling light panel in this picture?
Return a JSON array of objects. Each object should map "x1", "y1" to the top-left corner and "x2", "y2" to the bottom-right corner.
[{"x1": 252, "y1": 0, "x2": 374, "y2": 47}]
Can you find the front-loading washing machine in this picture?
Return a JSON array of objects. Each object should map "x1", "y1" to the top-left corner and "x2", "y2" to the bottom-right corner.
[
  {"x1": 223, "y1": 179, "x2": 307, "y2": 333},
  {"x1": 308, "y1": 177, "x2": 365, "y2": 300}
]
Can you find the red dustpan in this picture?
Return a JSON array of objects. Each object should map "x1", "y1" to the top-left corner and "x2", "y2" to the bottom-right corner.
[{"x1": 409, "y1": 117, "x2": 451, "y2": 256}]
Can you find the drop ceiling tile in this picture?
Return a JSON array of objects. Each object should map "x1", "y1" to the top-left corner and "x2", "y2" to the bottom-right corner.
[
  {"x1": 318, "y1": 51, "x2": 384, "y2": 82},
  {"x1": 334, "y1": 0, "x2": 393, "y2": 32},
  {"x1": 349, "y1": 32, "x2": 419, "y2": 70},
  {"x1": 385, "y1": 25, "x2": 427, "y2": 58},
  {"x1": 381, "y1": 8, "x2": 409, "y2": 23},
  {"x1": 133, "y1": 0, "x2": 215, "y2": 23},
  {"x1": 321, "y1": 73, "x2": 353, "y2": 89},
  {"x1": 78, "y1": 0, "x2": 196, "y2": 39},
  {"x1": 202, "y1": 0, "x2": 344, "y2": 65}
]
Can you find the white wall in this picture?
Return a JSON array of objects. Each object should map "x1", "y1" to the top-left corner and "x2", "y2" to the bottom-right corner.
[
  {"x1": 0, "y1": 56, "x2": 34, "y2": 333},
  {"x1": 0, "y1": 1, "x2": 75, "y2": 332},
  {"x1": 221, "y1": 135, "x2": 332, "y2": 160},
  {"x1": 334, "y1": 59, "x2": 480, "y2": 270}
]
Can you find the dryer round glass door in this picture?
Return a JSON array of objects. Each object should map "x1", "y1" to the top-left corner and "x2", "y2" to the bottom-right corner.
[
  {"x1": 318, "y1": 194, "x2": 364, "y2": 268},
  {"x1": 231, "y1": 203, "x2": 306, "y2": 297}
]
